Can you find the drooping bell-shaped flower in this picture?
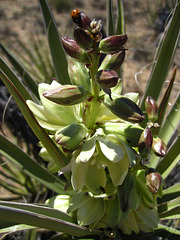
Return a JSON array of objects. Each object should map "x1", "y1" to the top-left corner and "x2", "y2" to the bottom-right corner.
[
  {"x1": 27, "y1": 81, "x2": 82, "y2": 132},
  {"x1": 70, "y1": 132, "x2": 136, "y2": 195}
]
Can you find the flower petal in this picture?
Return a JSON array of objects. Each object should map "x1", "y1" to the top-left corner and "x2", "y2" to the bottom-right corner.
[
  {"x1": 77, "y1": 197, "x2": 105, "y2": 226},
  {"x1": 94, "y1": 103, "x2": 119, "y2": 122},
  {"x1": 108, "y1": 153, "x2": 129, "y2": 185},
  {"x1": 97, "y1": 135, "x2": 125, "y2": 163},
  {"x1": 85, "y1": 162, "x2": 106, "y2": 194},
  {"x1": 71, "y1": 155, "x2": 90, "y2": 191},
  {"x1": 76, "y1": 135, "x2": 96, "y2": 163},
  {"x1": 27, "y1": 100, "x2": 67, "y2": 131}
]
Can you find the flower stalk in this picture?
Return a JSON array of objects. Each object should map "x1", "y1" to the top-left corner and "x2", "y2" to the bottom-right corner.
[{"x1": 26, "y1": 8, "x2": 167, "y2": 236}]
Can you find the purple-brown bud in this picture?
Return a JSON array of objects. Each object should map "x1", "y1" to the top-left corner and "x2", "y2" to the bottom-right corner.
[
  {"x1": 103, "y1": 95, "x2": 145, "y2": 123},
  {"x1": 99, "y1": 34, "x2": 128, "y2": 54},
  {"x1": 43, "y1": 85, "x2": 89, "y2": 105},
  {"x1": 146, "y1": 169, "x2": 162, "y2": 194},
  {"x1": 74, "y1": 27, "x2": 94, "y2": 49},
  {"x1": 152, "y1": 136, "x2": 167, "y2": 157},
  {"x1": 138, "y1": 127, "x2": 153, "y2": 157},
  {"x1": 99, "y1": 49, "x2": 126, "y2": 71},
  {"x1": 78, "y1": 11, "x2": 91, "y2": 30},
  {"x1": 62, "y1": 36, "x2": 90, "y2": 63},
  {"x1": 96, "y1": 70, "x2": 118, "y2": 88},
  {"x1": 145, "y1": 96, "x2": 158, "y2": 122}
]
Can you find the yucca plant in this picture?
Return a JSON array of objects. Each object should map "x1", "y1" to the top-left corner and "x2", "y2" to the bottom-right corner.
[{"x1": 0, "y1": 0, "x2": 179, "y2": 239}]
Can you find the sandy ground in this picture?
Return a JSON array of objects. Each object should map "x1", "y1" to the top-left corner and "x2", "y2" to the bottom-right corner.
[{"x1": 0, "y1": 0, "x2": 179, "y2": 97}]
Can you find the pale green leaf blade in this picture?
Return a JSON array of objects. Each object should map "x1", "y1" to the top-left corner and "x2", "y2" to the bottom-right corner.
[
  {"x1": 158, "y1": 197, "x2": 180, "y2": 215},
  {"x1": 140, "y1": 2, "x2": 180, "y2": 117},
  {"x1": 158, "y1": 93, "x2": 180, "y2": 145},
  {"x1": 38, "y1": 0, "x2": 71, "y2": 84},
  {"x1": 148, "y1": 94, "x2": 180, "y2": 169},
  {"x1": 115, "y1": 0, "x2": 125, "y2": 79},
  {"x1": 0, "y1": 224, "x2": 36, "y2": 234},
  {"x1": 107, "y1": 0, "x2": 114, "y2": 36},
  {"x1": 0, "y1": 201, "x2": 74, "y2": 223},
  {"x1": 156, "y1": 224, "x2": 180, "y2": 239},
  {"x1": 157, "y1": 66, "x2": 177, "y2": 128},
  {"x1": 0, "y1": 205, "x2": 100, "y2": 236},
  {"x1": 0, "y1": 69, "x2": 69, "y2": 172},
  {"x1": 0, "y1": 58, "x2": 33, "y2": 101},
  {"x1": 0, "y1": 134, "x2": 65, "y2": 194},
  {"x1": 116, "y1": 0, "x2": 125, "y2": 35},
  {"x1": 157, "y1": 183, "x2": 180, "y2": 204},
  {"x1": 0, "y1": 43, "x2": 39, "y2": 101},
  {"x1": 158, "y1": 206, "x2": 180, "y2": 219}
]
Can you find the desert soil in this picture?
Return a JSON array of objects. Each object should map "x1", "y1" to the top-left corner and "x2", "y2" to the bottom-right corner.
[{"x1": 0, "y1": 0, "x2": 179, "y2": 97}]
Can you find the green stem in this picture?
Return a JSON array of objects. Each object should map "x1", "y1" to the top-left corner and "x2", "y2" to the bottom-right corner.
[{"x1": 86, "y1": 47, "x2": 101, "y2": 129}]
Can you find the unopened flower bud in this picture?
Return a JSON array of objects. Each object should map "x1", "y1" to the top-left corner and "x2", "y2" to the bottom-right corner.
[
  {"x1": 103, "y1": 95, "x2": 144, "y2": 123},
  {"x1": 77, "y1": 11, "x2": 91, "y2": 30},
  {"x1": 152, "y1": 136, "x2": 167, "y2": 157},
  {"x1": 138, "y1": 127, "x2": 153, "y2": 157},
  {"x1": 103, "y1": 122, "x2": 143, "y2": 147},
  {"x1": 43, "y1": 85, "x2": 89, "y2": 105},
  {"x1": 90, "y1": 19, "x2": 102, "y2": 42},
  {"x1": 62, "y1": 36, "x2": 90, "y2": 63},
  {"x1": 55, "y1": 123, "x2": 87, "y2": 150},
  {"x1": 99, "y1": 34, "x2": 128, "y2": 54},
  {"x1": 99, "y1": 49, "x2": 126, "y2": 71},
  {"x1": 96, "y1": 70, "x2": 118, "y2": 88},
  {"x1": 68, "y1": 57, "x2": 90, "y2": 91},
  {"x1": 145, "y1": 168, "x2": 162, "y2": 194},
  {"x1": 74, "y1": 27, "x2": 94, "y2": 49},
  {"x1": 145, "y1": 96, "x2": 158, "y2": 122}
]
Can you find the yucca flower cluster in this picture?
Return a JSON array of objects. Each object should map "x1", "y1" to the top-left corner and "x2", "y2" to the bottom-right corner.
[{"x1": 27, "y1": 10, "x2": 167, "y2": 236}]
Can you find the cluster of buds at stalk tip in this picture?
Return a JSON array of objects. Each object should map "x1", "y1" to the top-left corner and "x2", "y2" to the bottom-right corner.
[{"x1": 61, "y1": 9, "x2": 128, "y2": 96}]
